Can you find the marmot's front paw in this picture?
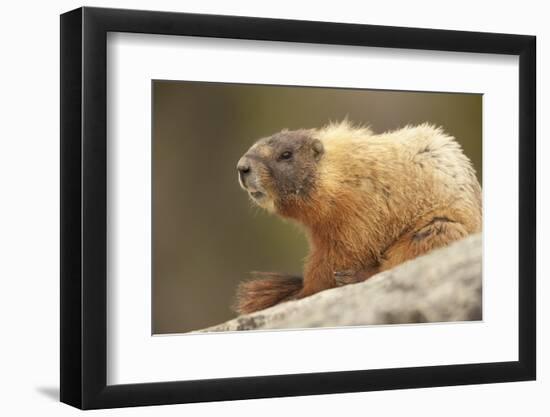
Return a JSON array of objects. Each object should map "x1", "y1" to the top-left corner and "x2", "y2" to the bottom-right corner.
[
  {"x1": 333, "y1": 270, "x2": 356, "y2": 286},
  {"x1": 334, "y1": 266, "x2": 379, "y2": 286}
]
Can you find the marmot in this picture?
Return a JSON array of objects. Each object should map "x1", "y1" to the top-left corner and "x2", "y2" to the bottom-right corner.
[{"x1": 235, "y1": 120, "x2": 482, "y2": 315}]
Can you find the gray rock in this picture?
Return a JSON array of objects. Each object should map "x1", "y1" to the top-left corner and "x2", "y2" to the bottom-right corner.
[{"x1": 198, "y1": 233, "x2": 482, "y2": 332}]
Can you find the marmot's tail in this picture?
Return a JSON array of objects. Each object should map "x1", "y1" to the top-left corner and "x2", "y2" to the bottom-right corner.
[{"x1": 234, "y1": 272, "x2": 303, "y2": 315}]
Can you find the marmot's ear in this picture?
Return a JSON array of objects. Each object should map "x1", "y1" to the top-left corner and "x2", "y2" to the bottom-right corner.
[{"x1": 312, "y1": 139, "x2": 324, "y2": 161}]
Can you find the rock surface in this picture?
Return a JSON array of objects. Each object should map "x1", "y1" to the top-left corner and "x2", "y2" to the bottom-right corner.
[{"x1": 199, "y1": 233, "x2": 482, "y2": 332}]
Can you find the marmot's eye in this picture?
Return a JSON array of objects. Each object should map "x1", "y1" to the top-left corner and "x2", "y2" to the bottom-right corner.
[{"x1": 279, "y1": 151, "x2": 293, "y2": 160}]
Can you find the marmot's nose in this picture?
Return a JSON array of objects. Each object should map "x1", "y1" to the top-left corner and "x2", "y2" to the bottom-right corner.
[{"x1": 237, "y1": 158, "x2": 251, "y2": 175}]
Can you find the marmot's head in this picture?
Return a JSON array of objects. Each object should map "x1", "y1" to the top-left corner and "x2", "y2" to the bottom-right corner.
[{"x1": 237, "y1": 129, "x2": 324, "y2": 213}]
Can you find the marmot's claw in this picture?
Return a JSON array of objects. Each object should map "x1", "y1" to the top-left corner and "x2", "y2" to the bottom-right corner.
[
  {"x1": 334, "y1": 270, "x2": 354, "y2": 277},
  {"x1": 334, "y1": 270, "x2": 356, "y2": 286}
]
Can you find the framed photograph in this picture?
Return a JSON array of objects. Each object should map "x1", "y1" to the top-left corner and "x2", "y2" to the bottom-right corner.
[{"x1": 60, "y1": 6, "x2": 536, "y2": 409}]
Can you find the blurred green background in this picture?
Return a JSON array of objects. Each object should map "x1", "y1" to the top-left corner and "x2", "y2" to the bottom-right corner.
[{"x1": 152, "y1": 80, "x2": 482, "y2": 334}]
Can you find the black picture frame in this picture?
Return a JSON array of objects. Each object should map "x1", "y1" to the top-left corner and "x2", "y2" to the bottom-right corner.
[{"x1": 60, "y1": 6, "x2": 536, "y2": 410}]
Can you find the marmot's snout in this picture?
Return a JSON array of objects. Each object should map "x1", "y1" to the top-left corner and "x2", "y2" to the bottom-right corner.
[
  {"x1": 236, "y1": 152, "x2": 270, "y2": 205},
  {"x1": 236, "y1": 156, "x2": 251, "y2": 186}
]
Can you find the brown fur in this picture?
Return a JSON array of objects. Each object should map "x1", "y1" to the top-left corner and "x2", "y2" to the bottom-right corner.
[
  {"x1": 234, "y1": 272, "x2": 303, "y2": 315},
  {"x1": 235, "y1": 121, "x2": 482, "y2": 314}
]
